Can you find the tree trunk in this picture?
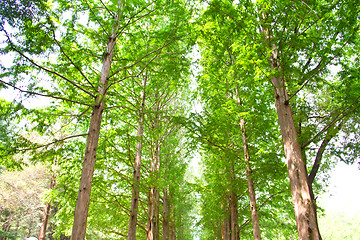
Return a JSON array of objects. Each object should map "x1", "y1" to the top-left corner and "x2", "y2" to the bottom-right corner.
[
  {"x1": 71, "y1": 22, "x2": 119, "y2": 240},
  {"x1": 128, "y1": 75, "x2": 147, "y2": 240},
  {"x1": 162, "y1": 188, "x2": 170, "y2": 240},
  {"x1": 147, "y1": 144, "x2": 160, "y2": 239},
  {"x1": 39, "y1": 177, "x2": 56, "y2": 240},
  {"x1": 147, "y1": 187, "x2": 160, "y2": 240},
  {"x1": 169, "y1": 204, "x2": 176, "y2": 240},
  {"x1": 306, "y1": 129, "x2": 336, "y2": 237},
  {"x1": 271, "y1": 73, "x2": 321, "y2": 239},
  {"x1": 147, "y1": 90, "x2": 161, "y2": 240},
  {"x1": 229, "y1": 191, "x2": 239, "y2": 240},
  {"x1": 222, "y1": 212, "x2": 230, "y2": 240},
  {"x1": 240, "y1": 119, "x2": 261, "y2": 240}
]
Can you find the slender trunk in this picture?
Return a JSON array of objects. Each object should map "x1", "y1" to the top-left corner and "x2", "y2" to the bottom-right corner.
[
  {"x1": 229, "y1": 191, "x2": 239, "y2": 240},
  {"x1": 169, "y1": 204, "x2": 176, "y2": 240},
  {"x1": 235, "y1": 86, "x2": 261, "y2": 240},
  {"x1": 308, "y1": 130, "x2": 336, "y2": 186},
  {"x1": 128, "y1": 75, "x2": 147, "y2": 240},
  {"x1": 162, "y1": 188, "x2": 170, "y2": 240},
  {"x1": 170, "y1": 225, "x2": 176, "y2": 240},
  {"x1": 147, "y1": 90, "x2": 161, "y2": 240},
  {"x1": 147, "y1": 187, "x2": 160, "y2": 240},
  {"x1": 147, "y1": 146, "x2": 160, "y2": 240},
  {"x1": 228, "y1": 160, "x2": 239, "y2": 240},
  {"x1": 307, "y1": 130, "x2": 335, "y2": 235},
  {"x1": 240, "y1": 119, "x2": 261, "y2": 240},
  {"x1": 71, "y1": 20, "x2": 119, "y2": 240},
  {"x1": 39, "y1": 177, "x2": 56, "y2": 240},
  {"x1": 222, "y1": 211, "x2": 230, "y2": 240}
]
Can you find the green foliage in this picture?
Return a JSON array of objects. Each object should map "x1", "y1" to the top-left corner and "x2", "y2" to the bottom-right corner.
[{"x1": 1, "y1": 0, "x2": 360, "y2": 239}]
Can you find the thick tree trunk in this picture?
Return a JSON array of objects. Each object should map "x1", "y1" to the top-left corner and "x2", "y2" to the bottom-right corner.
[
  {"x1": 271, "y1": 72, "x2": 321, "y2": 239},
  {"x1": 128, "y1": 75, "x2": 147, "y2": 240},
  {"x1": 39, "y1": 177, "x2": 56, "y2": 240},
  {"x1": 162, "y1": 188, "x2": 170, "y2": 240},
  {"x1": 240, "y1": 119, "x2": 261, "y2": 240},
  {"x1": 71, "y1": 25, "x2": 118, "y2": 240}
]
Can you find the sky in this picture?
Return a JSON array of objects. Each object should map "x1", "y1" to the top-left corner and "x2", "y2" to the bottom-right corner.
[{"x1": 319, "y1": 161, "x2": 360, "y2": 216}]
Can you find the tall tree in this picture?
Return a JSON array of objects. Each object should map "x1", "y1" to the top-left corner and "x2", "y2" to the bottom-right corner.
[
  {"x1": 256, "y1": 1, "x2": 359, "y2": 238},
  {"x1": 196, "y1": 0, "x2": 360, "y2": 238}
]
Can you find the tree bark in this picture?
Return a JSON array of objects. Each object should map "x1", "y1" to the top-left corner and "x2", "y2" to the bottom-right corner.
[
  {"x1": 128, "y1": 75, "x2": 147, "y2": 240},
  {"x1": 71, "y1": 21, "x2": 119, "y2": 240},
  {"x1": 147, "y1": 90, "x2": 161, "y2": 240},
  {"x1": 307, "y1": 129, "x2": 336, "y2": 236},
  {"x1": 147, "y1": 187, "x2": 160, "y2": 240},
  {"x1": 146, "y1": 149, "x2": 160, "y2": 239},
  {"x1": 222, "y1": 211, "x2": 230, "y2": 240},
  {"x1": 169, "y1": 204, "x2": 176, "y2": 240},
  {"x1": 271, "y1": 73, "x2": 321, "y2": 239},
  {"x1": 162, "y1": 188, "x2": 170, "y2": 240},
  {"x1": 240, "y1": 119, "x2": 261, "y2": 240},
  {"x1": 229, "y1": 191, "x2": 239, "y2": 240},
  {"x1": 38, "y1": 177, "x2": 56, "y2": 240}
]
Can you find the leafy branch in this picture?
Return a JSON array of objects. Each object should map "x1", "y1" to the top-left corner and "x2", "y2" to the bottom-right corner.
[{"x1": 0, "y1": 79, "x2": 93, "y2": 107}]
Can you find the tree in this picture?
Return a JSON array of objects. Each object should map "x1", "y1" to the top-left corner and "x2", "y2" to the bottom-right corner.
[
  {"x1": 195, "y1": 0, "x2": 360, "y2": 238},
  {"x1": 195, "y1": 2, "x2": 296, "y2": 238},
  {"x1": 1, "y1": 0, "x2": 193, "y2": 238}
]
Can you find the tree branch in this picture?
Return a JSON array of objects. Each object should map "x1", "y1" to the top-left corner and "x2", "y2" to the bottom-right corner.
[
  {"x1": 288, "y1": 31, "x2": 354, "y2": 101},
  {"x1": 51, "y1": 29, "x2": 96, "y2": 91},
  {"x1": 0, "y1": 79, "x2": 93, "y2": 107},
  {"x1": 107, "y1": 34, "x2": 183, "y2": 85},
  {"x1": 99, "y1": 0, "x2": 115, "y2": 18},
  {"x1": 85, "y1": 0, "x2": 110, "y2": 37},
  {"x1": 258, "y1": 190, "x2": 286, "y2": 211},
  {"x1": 3, "y1": 29, "x2": 96, "y2": 98},
  {"x1": 19, "y1": 134, "x2": 88, "y2": 151},
  {"x1": 307, "y1": 128, "x2": 337, "y2": 185},
  {"x1": 302, "y1": 95, "x2": 360, "y2": 148}
]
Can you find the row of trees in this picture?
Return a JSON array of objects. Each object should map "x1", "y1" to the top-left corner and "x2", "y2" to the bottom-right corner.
[
  {"x1": 1, "y1": 0, "x2": 360, "y2": 239},
  {"x1": 194, "y1": 0, "x2": 360, "y2": 239},
  {"x1": 1, "y1": 0, "x2": 196, "y2": 239}
]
